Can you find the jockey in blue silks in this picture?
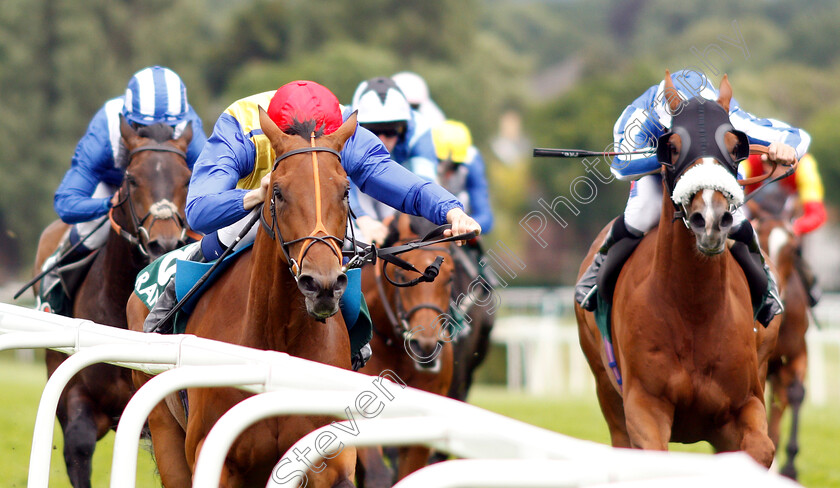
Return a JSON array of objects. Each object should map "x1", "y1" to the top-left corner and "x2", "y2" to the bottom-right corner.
[
  {"x1": 50, "y1": 65, "x2": 207, "y2": 261},
  {"x1": 346, "y1": 77, "x2": 440, "y2": 245},
  {"x1": 143, "y1": 80, "x2": 481, "y2": 367},
  {"x1": 433, "y1": 120, "x2": 494, "y2": 234},
  {"x1": 575, "y1": 69, "x2": 810, "y2": 328}
]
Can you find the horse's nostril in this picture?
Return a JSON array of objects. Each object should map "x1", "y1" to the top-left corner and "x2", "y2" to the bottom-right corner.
[
  {"x1": 334, "y1": 273, "x2": 348, "y2": 293},
  {"x1": 720, "y1": 211, "x2": 734, "y2": 229},
  {"x1": 297, "y1": 275, "x2": 320, "y2": 295},
  {"x1": 689, "y1": 212, "x2": 705, "y2": 229}
]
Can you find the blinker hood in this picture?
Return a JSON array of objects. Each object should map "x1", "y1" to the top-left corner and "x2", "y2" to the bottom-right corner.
[{"x1": 656, "y1": 97, "x2": 749, "y2": 192}]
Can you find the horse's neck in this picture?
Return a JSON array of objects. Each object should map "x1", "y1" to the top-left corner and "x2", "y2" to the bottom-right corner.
[
  {"x1": 99, "y1": 230, "x2": 144, "y2": 289},
  {"x1": 653, "y1": 194, "x2": 731, "y2": 296},
  {"x1": 242, "y1": 233, "x2": 307, "y2": 351}
]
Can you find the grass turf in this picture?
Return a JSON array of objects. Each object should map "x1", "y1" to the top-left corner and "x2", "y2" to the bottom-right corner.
[{"x1": 1, "y1": 357, "x2": 837, "y2": 487}]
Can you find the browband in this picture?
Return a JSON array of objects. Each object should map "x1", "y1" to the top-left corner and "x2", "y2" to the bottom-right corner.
[{"x1": 273, "y1": 146, "x2": 341, "y2": 170}]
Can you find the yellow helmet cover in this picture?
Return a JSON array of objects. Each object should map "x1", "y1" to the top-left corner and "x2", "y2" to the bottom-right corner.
[{"x1": 433, "y1": 119, "x2": 472, "y2": 163}]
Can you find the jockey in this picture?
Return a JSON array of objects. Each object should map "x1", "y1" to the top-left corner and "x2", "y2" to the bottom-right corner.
[
  {"x1": 47, "y1": 66, "x2": 206, "y2": 285},
  {"x1": 433, "y1": 119, "x2": 496, "y2": 292},
  {"x1": 392, "y1": 71, "x2": 446, "y2": 127},
  {"x1": 742, "y1": 152, "x2": 826, "y2": 305},
  {"x1": 143, "y1": 81, "x2": 481, "y2": 361},
  {"x1": 575, "y1": 69, "x2": 810, "y2": 328},
  {"x1": 433, "y1": 120, "x2": 494, "y2": 234},
  {"x1": 348, "y1": 76, "x2": 439, "y2": 245}
]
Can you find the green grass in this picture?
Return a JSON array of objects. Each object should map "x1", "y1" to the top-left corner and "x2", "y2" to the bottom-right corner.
[
  {"x1": 468, "y1": 385, "x2": 840, "y2": 488},
  {"x1": 1, "y1": 358, "x2": 837, "y2": 487},
  {"x1": 0, "y1": 357, "x2": 160, "y2": 488}
]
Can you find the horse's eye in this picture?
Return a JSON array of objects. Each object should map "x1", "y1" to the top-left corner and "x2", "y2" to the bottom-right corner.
[
  {"x1": 273, "y1": 186, "x2": 284, "y2": 202},
  {"x1": 344, "y1": 186, "x2": 350, "y2": 200},
  {"x1": 125, "y1": 174, "x2": 137, "y2": 187}
]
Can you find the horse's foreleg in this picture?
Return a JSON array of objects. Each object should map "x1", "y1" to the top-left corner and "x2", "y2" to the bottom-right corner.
[
  {"x1": 781, "y1": 352, "x2": 807, "y2": 480},
  {"x1": 61, "y1": 391, "x2": 103, "y2": 488},
  {"x1": 396, "y1": 446, "x2": 432, "y2": 481},
  {"x1": 355, "y1": 446, "x2": 393, "y2": 488},
  {"x1": 715, "y1": 395, "x2": 775, "y2": 468},
  {"x1": 148, "y1": 401, "x2": 192, "y2": 488},
  {"x1": 766, "y1": 363, "x2": 787, "y2": 448},
  {"x1": 623, "y1": 387, "x2": 673, "y2": 450}
]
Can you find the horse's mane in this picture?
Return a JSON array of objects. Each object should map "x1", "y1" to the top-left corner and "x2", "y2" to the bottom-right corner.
[
  {"x1": 284, "y1": 118, "x2": 326, "y2": 138},
  {"x1": 137, "y1": 123, "x2": 175, "y2": 143},
  {"x1": 383, "y1": 214, "x2": 440, "y2": 247}
]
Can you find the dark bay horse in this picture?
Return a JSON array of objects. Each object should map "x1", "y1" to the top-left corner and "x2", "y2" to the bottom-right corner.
[
  {"x1": 445, "y1": 243, "x2": 497, "y2": 403},
  {"x1": 356, "y1": 213, "x2": 455, "y2": 485},
  {"x1": 33, "y1": 117, "x2": 194, "y2": 488},
  {"x1": 751, "y1": 205, "x2": 809, "y2": 479},
  {"x1": 127, "y1": 109, "x2": 359, "y2": 487},
  {"x1": 575, "y1": 72, "x2": 780, "y2": 467}
]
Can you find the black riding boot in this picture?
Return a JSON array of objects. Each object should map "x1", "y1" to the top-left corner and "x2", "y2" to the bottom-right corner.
[
  {"x1": 575, "y1": 215, "x2": 643, "y2": 311},
  {"x1": 729, "y1": 222, "x2": 783, "y2": 327},
  {"x1": 143, "y1": 245, "x2": 206, "y2": 334}
]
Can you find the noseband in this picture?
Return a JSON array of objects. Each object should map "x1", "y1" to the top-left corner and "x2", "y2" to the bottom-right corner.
[
  {"x1": 109, "y1": 144, "x2": 199, "y2": 258},
  {"x1": 259, "y1": 136, "x2": 348, "y2": 281}
]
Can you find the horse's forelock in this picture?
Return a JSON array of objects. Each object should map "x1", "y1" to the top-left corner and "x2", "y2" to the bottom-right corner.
[
  {"x1": 283, "y1": 118, "x2": 326, "y2": 138},
  {"x1": 137, "y1": 123, "x2": 175, "y2": 143}
]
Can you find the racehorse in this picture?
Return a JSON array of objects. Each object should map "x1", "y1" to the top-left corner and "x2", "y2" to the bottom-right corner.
[
  {"x1": 575, "y1": 72, "x2": 780, "y2": 467},
  {"x1": 750, "y1": 203, "x2": 809, "y2": 479},
  {"x1": 356, "y1": 213, "x2": 455, "y2": 486},
  {"x1": 33, "y1": 117, "x2": 194, "y2": 488},
  {"x1": 127, "y1": 109, "x2": 359, "y2": 487}
]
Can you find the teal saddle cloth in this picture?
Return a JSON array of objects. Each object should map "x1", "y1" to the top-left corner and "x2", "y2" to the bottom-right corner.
[{"x1": 133, "y1": 242, "x2": 372, "y2": 355}]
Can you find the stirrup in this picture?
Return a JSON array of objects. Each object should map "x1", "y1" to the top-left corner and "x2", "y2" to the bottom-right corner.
[{"x1": 351, "y1": 343, "x2": 372, "y2": 372}]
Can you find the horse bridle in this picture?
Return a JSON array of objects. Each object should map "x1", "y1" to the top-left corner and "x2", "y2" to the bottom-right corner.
[
  {"x1": 108, "y1": 143, "x2": 200, "y2": 257},
  {"x1": 373, "y1": 243, "x2": 452, "y2": 345},
  {"x1": 259, "y1": 135, "x2": 349, "y2": 280}
]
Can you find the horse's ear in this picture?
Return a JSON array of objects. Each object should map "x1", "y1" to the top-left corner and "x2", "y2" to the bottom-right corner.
[
  {"x1": 663, "y1": 70, "x2": 682, "y2": 113},
  {"x1": 717, "y1": 73, "x2": 732, "y2": 112},
  {"x1": 327, "y1": 111, "x2": 358, "y2": 149},
  {"x1": 259, "y1": 106, "x2": 293, "y2": 154},
  {"x1": 175, "y1": 121, "x2": 193, "y2": 151},
  {"x1": 119, "y1": 113, "x2": 140, "y2": 145}
]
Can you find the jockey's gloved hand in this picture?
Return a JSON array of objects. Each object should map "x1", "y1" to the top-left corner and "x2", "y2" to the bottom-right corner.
[
  {"x1": 356, "y1": 215, "x2": 388, "y2": 246},
  {"x1": 763, "y1": 142, "x2": 796, "y2": 166},
  {"x1": 444, "y1": 208, "x2": 481, "y2": 246}
]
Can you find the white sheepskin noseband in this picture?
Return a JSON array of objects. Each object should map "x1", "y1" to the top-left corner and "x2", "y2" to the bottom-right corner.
[{"x1": 671, "y1": 159, "x2": 744, "y2": 208}]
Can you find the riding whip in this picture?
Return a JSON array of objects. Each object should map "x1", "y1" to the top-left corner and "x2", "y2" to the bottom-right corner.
[{"x1": 14, "y1": 216, "x2": 110, "y2": 300}]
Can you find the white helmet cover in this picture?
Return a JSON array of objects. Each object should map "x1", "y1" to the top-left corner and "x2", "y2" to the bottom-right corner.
[
  {"x1": 351, "y1": 77, "x2": 411, "y2": 125},
  {"x1": 392, "y1": 71, "x2": 430, "y2": 107}
]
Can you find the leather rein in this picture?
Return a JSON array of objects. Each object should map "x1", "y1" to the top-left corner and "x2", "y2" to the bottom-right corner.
[{"x1": 108, "y1": 143, "x2": 200, "y2": 257}]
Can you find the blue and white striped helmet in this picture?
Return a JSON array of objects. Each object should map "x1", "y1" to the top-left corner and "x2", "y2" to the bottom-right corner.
[{"x1": 122, "y1": 66, "x2": 188, "y2": 125}]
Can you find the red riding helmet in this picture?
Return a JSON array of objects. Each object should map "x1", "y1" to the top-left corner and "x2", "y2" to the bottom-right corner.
[{"x1": 267, "y1": 80, "x2": 343, "y2": 135}]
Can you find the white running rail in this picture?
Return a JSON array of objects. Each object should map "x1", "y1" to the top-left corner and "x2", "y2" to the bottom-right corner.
[{"x1": 0, "y1": 303, "x2": 801, "y2": 487}]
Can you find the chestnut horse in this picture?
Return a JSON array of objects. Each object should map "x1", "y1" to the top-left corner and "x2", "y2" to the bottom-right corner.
[
  {"x1": 575, "y1": 72, "x2": 780, "y2": 466},
  {"x1": 751, "y1": 204, "x2": 809, "y2": 479},
  {"x1": 356, "y1": 213, "x2": 455, "y2": 486},
  {"x1": 127, "y1": 109, "x2": 359, "y2": 487},
  {"x1": 33, "y1": 118, "x2": 194, "y2": 488}
]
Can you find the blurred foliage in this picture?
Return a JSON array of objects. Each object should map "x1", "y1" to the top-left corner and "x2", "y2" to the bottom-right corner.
[{"x1": 1, "y1": 0, "x2": 839, "y2": 286}]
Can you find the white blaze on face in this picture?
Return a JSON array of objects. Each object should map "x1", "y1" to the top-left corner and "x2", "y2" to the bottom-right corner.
[
  {"x1": 768, "y1": 227, "x2": 789, "y2": 265},
  {"x1": 702, "y1": 189, "x2": 715, "y2": 235}
]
